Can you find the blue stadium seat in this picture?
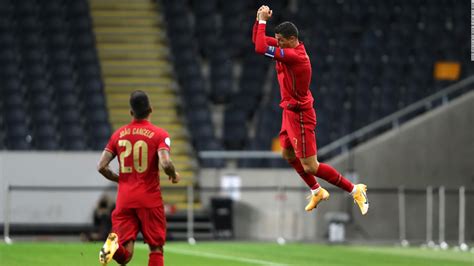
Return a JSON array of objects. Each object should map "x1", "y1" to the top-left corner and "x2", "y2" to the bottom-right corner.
[
  {"x1": 35, "y1": 124, "x2": 59, "y2": 150},
  {"x1": 5, "y1": 123, "x2": 31, "y2": 150},
  {"x1": 197, "y1": 139, "x2": 225, "y2": 168},
  {"x1": 0, "y1": 0, "x2": 108, "y2": 151},
  {"x1": 31, "y1": 108, "x2": 54, "y2": 125},
  {"x1": 160, "y1": 0, "x2": 468, "y2": 153},
  {"x1": 58, "y1": 109, "x2": 81, "y2": 124}
]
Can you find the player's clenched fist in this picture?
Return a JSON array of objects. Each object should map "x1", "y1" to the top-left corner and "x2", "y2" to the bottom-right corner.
[
  {"x1": 257, "y1": 5, "x2": 272, "y2": 21},
  {"x1": 169, "y1": 172, "x2": 180, "y2": 184},
  {"x1": 256, "y1": 6, "x2": 265, "y2": 20}
]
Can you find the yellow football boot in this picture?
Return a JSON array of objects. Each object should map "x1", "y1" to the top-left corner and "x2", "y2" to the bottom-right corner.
[
  {"x1": 99, "y1": 233, "x2": 119, "y2": 265},
  {"x1": 305, "y1": 187, "x2": 330, "y2": 211},
  {"x1": 352, "y1": 184, "x2": 369, "y2": 215}
]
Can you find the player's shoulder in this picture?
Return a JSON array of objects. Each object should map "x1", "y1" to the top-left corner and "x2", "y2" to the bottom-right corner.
[
  {"x1": 294, "y1": 45, "x2": 310, "y2": 63},
  {"x1": 149, "y1": 123, "x2": 169, "y2": 137},
  {"x1": 296, "y1": 44, "x2": 309, "y2": 55},
  {"x1": 111, "y1": 124, "x2": 128, "y2": 137}
]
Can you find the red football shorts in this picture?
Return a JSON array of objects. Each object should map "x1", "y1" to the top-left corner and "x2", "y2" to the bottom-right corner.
[
  {"x1": 279, "y1": 108, "x2": 317, "y2": 158},
  {"x1": 111, "y1": 205, "x2": 166, "y2": 247}
]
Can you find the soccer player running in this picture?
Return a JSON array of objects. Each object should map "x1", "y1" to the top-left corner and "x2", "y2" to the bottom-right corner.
[
  {"x1": 253, "y1": 5, "x2": 368, "y2": 214},
  {"x1": 97, "y1": 90, "x2": 179, "y2": 266}
]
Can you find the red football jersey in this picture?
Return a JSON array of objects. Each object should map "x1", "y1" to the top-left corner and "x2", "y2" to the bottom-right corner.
[
  {"x1": 253, "y1": 21, "x2": 314, "y2": 111},
  {"x1": 105, "y1": 119, "x2": 171, "y2": 209}
]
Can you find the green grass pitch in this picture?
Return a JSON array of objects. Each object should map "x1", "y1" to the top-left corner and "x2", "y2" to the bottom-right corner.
[{"x1": 1, "y1": 241, "x2": 473, "y2": 265}]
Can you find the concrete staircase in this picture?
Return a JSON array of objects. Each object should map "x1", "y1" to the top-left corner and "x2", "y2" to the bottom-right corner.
[{"x1": 89, "y1": 0, "x2": 198, "y2": 210}]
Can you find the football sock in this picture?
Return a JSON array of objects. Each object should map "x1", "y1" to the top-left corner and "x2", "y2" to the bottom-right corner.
[
  {"x1": 149, "y1": 251, "x2": 163, "y2": 266},
  {"x1": 350, "y1": 185, "x2": 357, "y2": 195},
  {"x1": 113, "y1": 244, "x2": 131, "y2": 264},
  {"x1": 316, "y1": 163, "x2": 354, "y2": 193},
  {"x1": 288, "y1": 159, "x2": 320, "y2": 190},
  {"x1": 311, "y1": 187, "x2": 321, "y2": 195}
]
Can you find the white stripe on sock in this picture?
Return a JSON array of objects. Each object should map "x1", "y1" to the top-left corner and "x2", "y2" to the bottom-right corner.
[
  {"x1": 311, "y1": 187, "x2": 321, "y2": 195},
  {"x1": 350, "y1": 185, "x2": 357, "y2": 195}
]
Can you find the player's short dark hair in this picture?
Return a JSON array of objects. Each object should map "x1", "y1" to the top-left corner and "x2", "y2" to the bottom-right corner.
[
  {"x1": 129, "y1": 90, "x2": 151, "y2": 119},
  {"x1": 275, "y1": 21, "x2": 299, "y2": 39}
]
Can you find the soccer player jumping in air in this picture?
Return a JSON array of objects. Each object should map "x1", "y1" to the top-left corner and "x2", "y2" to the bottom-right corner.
[
  {"x1": 253, "y1": 5, "x2": 369, "y2": 214},
  {"x1": 97, "y1": 90, "x2": 180, "y2": 266}
]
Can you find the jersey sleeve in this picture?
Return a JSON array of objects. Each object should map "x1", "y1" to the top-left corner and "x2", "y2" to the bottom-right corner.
[
  {"x1": 252, "y1": 20, "x2": 277, "y2": 46},
  {"x1": 104, "y1": 131, "x2": 118, "y2": 155},
  {"x1": 156, "y1": 129, "x2": 171, "y2": 152},
  {"x1": 254, "y1": 22, "x2": 301, "y2": 64}
]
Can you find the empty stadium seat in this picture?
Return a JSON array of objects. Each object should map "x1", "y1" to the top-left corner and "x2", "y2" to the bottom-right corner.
[{"x1": 0, "y1": 0, "x2": 111, "y2": 150}]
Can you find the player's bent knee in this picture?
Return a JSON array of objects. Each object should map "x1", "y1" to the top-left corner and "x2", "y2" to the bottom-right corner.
[
  {"x1": 122, "y1": 242, "x2": 134, "y2": 263},
  {"x1": 121, "y1": 256, "x2": 133, "y2": 265},
  {"x1": 302, "y1": 162, "x2": 318, "y2": 175},
  {"x1": 125, "y1": 252, "x2": 134, "y2": 263},
  {"x1": 302, "y1": 165, "x2": 312, "y2": 174},
  {"x1": 282, "y1": 150, "x2": 296, "y2": 162},
  {"x1": 300, "y1": 156, "x2": 319, "y2": 175},
  {"x1": 149, "y1": 245, "x2": 163, "y2": 254}
]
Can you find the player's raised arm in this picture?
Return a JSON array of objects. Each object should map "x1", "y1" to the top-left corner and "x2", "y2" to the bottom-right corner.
[
  {"x1": 97, "y1": 150, "x2": 119, "y2": 183},
  {"x1": 252, "y1": 5, "x2": 277, "y2": 46},
  {"x1": 158, "y1": 149, "x2": 180, "y2": 184},
  {"x1": 254, "y1": 6, "x2": 301, "y2": 64}
]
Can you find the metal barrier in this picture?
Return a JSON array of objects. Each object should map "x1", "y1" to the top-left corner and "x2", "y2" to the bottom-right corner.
[
  {"x1": 458, "y1": 187, "x2": 469, "y2": 251},
  {"x1": 425, "y1": 186, "x2": 435, "y2": 248},
  {"x1": 398, "y1": 187, "x2": 408, "y2": 247},
  {"x1": 200, "y1": 76, "x2": 474, "y2": 161},
  {"x1": 3, "y1": 184, "x2": 472, "y2": 251},
  {"x1": 438, "y1": 186, "x2": 448, "y2": 249},
  {"x1": 3, "y1": 185, "x2": 118, "y2": 244}
]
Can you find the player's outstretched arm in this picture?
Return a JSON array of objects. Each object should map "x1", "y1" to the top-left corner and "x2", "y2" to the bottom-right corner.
[
  {"x1": 252, "y1": 5, "x2": 277, "y2": 46},
  {"x1": 97, "y1": 150, "x2": 119, "y2": 183},
  {"x1": 254, "y1": 7, "x2": 301, "y2": 64},
  {"x1": 158, "y1": 149, "x2": 180, "y2": 184}
]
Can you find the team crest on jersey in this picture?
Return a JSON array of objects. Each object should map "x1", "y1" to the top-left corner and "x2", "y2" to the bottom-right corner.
[{"x1": 165, "y1": 137, "x2": 171, "y2": 147}]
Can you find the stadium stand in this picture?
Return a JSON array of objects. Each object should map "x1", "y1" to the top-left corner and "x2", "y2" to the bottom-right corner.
[
  {"x1": 0, "y1": 0, "x2": 470, "y2": 162},
  {"x1": 0, "y1": 0, "x2": 472, "y2": 249},
  {"x1": 0, "y1": 0, "x2": 110, "y2": 150},
  {"x1": 160, "y1": 0, "x2": 470, "y2": 165},
  {"x1": 161, "y1": 0, "x2": 225, "y2": 167},
  {"x1": 88, "y1": 0, "x2": 198, "y2": 210},
  {"x1": 0, "y1": 0, "x2": 198, "y2": 211}
]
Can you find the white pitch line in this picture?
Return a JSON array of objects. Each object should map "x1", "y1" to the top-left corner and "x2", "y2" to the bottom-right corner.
[
  {"x1": 137, "y1": 245, "x2": 288, "y2": 266},
  {"x1": 166, "y1": 247, "x2": 289, "y2": 266}
]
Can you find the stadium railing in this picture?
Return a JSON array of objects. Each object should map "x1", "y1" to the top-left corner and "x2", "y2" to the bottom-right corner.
[
  {"x1": 3, "y1": 77, "x2": 473, "y2": 247},
  {"x1": 187, "y1": 185, "x2": 471, "y2": 250},
  {"x1": 3, "y1": 184, "x2": 471, "y2": 251},
  {"x1": 316, "y1": 75, "x2": 474, "y2": 157},
  {"x1": 200, "y1": 75, "x2": 474, "y2": 161}
]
